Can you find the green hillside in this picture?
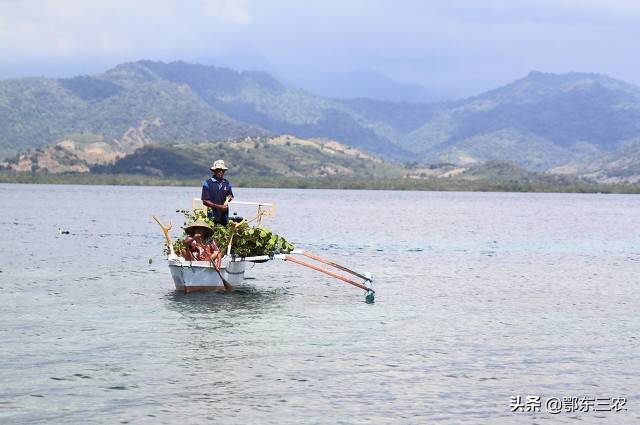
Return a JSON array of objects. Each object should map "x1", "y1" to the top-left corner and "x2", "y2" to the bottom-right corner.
[
  {"x1": 91, "y1": 135, "x2": 401, "y2": 179},
  {"x1": 579, "y1": 138, "x2": 640, "y2": 183},
  {"x1": 3, "y1": 61, "x2": 640, "y2": 179},
  {"x1": 0, "y1": 69, "x2": 260, "y2": 157},
  {"x1": 399, "y1": 72, "x2": 640, "y2": 167}
]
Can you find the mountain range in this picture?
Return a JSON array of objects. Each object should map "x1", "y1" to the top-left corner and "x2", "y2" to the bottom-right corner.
[{"x1": 2, "y1": 60, "x2": 640, "y2": 183}]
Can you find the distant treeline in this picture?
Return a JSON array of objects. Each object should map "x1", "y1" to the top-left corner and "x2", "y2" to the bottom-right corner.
[{"x1": 2, "y1": 172, "x2": 639, "y2": 194}]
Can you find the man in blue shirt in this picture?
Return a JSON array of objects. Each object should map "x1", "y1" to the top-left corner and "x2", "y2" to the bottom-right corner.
[{"x1": 201, "y1": 160, "x2": 234, "y2": 225}]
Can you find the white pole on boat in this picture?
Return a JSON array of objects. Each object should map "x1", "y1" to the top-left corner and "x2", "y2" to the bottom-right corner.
[{"x1": 228, "y1": 201, "x2": 274, "y2": 207}]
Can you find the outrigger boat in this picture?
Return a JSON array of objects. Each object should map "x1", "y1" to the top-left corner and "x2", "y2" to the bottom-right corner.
[{"x1": 153, "y1": 199, "x2": 375, "y2": 302}]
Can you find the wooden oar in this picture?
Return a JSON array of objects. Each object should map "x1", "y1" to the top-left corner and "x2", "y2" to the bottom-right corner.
[
  {"x1": 215, "y1": 268, "x2": 233, "y2": 293},
  {"x1": 211, "y1": 255, "x2": 233, "y2": 293},
  {"x1": 284, "y1": 255, "x2": 373, "y2": 292}
]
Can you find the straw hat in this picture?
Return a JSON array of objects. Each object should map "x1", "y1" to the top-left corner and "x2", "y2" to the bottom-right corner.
[
  {"x1": 210, "y1": 159, "x2": 229, "y2": 171},
  {"x1": 183, "y1": 220, "x2": 214, "y2": 237}
]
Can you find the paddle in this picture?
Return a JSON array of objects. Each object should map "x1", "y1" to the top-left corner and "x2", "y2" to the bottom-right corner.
[{"x1": 211, "y1": 254, "x2": 232, "y2": 293}]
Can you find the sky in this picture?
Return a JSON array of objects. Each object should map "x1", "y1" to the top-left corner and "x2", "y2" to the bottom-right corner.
[{"x1": 1, "y1": 0, "x2": 639, "y2": 99}]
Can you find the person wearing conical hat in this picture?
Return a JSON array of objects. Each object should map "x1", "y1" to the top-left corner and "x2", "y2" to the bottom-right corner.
[
  {"x1": 201, "y1": 159, "x2": 234, "y2": 225},
  {"x1": 180, "y1": 220, "x2": 222, "y2": 269}
]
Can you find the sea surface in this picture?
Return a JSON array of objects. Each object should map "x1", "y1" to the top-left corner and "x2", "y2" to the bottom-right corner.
[{"x1": 0, "y1": 183, "x2": 639, "y2": 424}]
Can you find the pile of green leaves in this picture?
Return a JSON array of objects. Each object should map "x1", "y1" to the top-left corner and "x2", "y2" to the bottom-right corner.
[{"x1": 170, "y1": 209, "x2": 295, "y2": 258}]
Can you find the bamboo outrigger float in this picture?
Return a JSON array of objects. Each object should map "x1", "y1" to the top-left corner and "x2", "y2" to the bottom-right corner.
[{"x1": 153, "y1": 199, "x2": 375, "y2": 302}]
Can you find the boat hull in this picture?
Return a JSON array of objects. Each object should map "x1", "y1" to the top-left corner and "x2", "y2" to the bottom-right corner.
[{"x1": 168, "y1": 258, "x2": 247, "y2": 293}]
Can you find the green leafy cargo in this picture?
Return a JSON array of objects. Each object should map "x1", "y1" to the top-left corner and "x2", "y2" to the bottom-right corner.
[{"x1": 170, "y1": 209, "x2": 295, "y2": 258}]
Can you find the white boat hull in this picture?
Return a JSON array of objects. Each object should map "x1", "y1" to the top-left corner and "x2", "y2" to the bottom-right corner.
[
  {"x1": 165, "y1": 250, "x2": 373, "y2": 297},
  {"x1": 168, "y1": 257, "x2": 247, "y2": 292}
]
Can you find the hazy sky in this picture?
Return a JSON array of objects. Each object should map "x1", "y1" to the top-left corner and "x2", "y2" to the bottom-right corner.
[{"x1": 1, "y1": 0, "x2": 639, "y2": 97}]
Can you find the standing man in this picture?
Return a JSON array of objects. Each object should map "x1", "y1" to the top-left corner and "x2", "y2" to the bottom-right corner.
[{"x1": 201, "y1": 160, "x2": 234, "y2": 225}]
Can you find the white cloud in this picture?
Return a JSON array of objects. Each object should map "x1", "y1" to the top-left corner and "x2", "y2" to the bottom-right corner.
[
  {"x1": 0, "y1": 0, "x2": 252, "y2": 62},
  {"x1": 202, "y1": 0, "x2": 252, "y2": 24},
  {"x1": 1, "y1": 0, "x2": 639, "y2": 92}
]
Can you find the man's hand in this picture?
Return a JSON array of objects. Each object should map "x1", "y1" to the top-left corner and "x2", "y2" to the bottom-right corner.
[{"x1": 202, "y1": 200, "x2": 227, "y2": 211}]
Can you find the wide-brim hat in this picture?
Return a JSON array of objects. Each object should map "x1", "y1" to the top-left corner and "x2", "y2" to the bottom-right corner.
[
  {"x1": 183, "y1": 220, "x2": 214, "y2": 237},
  {"x1": 210, "y1": 159, "x2": 229, "y2": 171}
]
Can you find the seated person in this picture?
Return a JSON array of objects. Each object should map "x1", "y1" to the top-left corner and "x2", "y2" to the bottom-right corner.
[{"x1": 180, "y1": 220, "x2": 222, "y2": 269}]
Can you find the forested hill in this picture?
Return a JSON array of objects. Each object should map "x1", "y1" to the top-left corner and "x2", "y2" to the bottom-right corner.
[{"x1": 2, "y1": 60, "x2": 640, "y2": 180}]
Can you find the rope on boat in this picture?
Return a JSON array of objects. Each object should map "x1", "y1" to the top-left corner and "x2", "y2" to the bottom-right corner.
[
  {"x1": 225, "y1": 218, "x2": 246, "y2": 256},
  {"x1": 223, "y1": 202, "x2": 275, "y2": 255},
  {"x1": 239, "y1": 204, "x2": 276, "y2": 227}
]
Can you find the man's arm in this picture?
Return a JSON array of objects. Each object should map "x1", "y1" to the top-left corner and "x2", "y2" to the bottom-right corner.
[
  {"x1": 202, "y1": 199, "x2": 228, "y2": 211},
  {"x1": 222, "y1": 183, "x2": 234, "y2": 206}
]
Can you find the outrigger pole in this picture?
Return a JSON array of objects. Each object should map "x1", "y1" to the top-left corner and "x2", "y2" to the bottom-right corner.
[
  {"x1": 228, "y1": 250, "x2": 375, "y2": 302},
  {"x1": 298, "y1": 251, "x2": 370, "y2": 282},
  {"x1": 284, "y1": 255, "x2": 371, "y2": 291},
  {"x1": 284, "y1": 251, "x2": 375, "y2": 303}
]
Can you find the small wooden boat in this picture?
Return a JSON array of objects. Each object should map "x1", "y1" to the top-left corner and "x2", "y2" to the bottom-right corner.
[
  {"x1": 167, "y1": 249, "x2": 373, "y2": 296},
  {"x1": 154, "y1": 200, "x2": 375, "y2": 302},
  {"x1": 168, "y1": 256, "x2": 247, "y2": 293}
]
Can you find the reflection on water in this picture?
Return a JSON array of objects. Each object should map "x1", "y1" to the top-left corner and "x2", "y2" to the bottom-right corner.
[{"x1": 164, "y1": 286, "x2": 293, "y2": 317}]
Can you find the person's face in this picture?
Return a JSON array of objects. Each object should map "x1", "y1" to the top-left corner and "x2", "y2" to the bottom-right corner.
[{"x1": 213, "y1": 169, "x2": 226, "y2": 180}]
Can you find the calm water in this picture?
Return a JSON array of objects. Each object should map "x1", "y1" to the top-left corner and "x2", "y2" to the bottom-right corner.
[{"x1": 1, "y1": 184, "x2": 639, "y2": 424}]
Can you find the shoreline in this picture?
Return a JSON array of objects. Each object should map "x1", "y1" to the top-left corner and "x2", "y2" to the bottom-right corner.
[{"x1": 1, "y1": 172, "x2": 639, "y2": 194}]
